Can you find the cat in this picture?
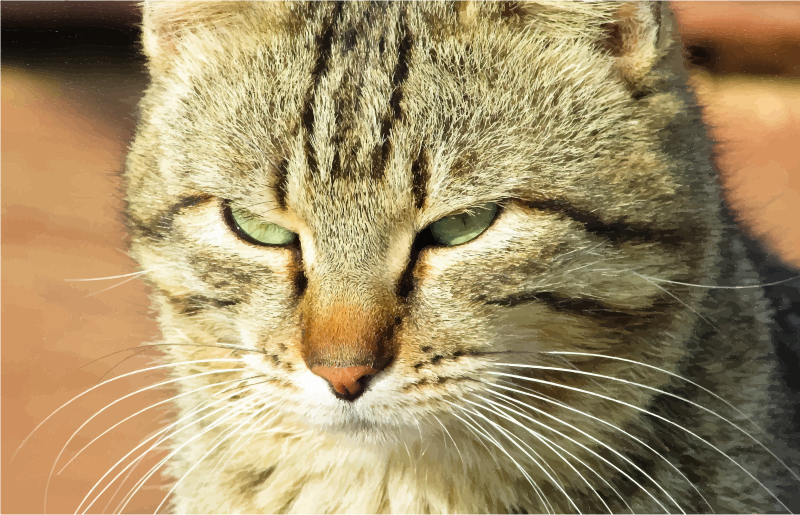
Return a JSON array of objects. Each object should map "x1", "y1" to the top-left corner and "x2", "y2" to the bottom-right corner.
[{"x1": 115, "y1": 1, "x2": 800, "y2": 512}]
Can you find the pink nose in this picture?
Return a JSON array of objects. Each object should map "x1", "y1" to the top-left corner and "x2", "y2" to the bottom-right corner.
[{"x1": 310, "y1": 365, "x2": 379, "y2": 400}]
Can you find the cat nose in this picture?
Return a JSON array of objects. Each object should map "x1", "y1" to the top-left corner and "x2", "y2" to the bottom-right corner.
[{"x1": 310, "y1": 365, "x2": 380, "y2": 401}]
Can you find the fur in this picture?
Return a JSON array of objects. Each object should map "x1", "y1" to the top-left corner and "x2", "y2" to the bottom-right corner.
[{"x1": 124, "y1": 2, "x2": 798, "y2": 512}]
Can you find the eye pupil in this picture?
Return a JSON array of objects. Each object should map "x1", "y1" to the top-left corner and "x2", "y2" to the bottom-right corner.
[{"x1": 429, "y1": 202, "x2": 498, "y2": 247}]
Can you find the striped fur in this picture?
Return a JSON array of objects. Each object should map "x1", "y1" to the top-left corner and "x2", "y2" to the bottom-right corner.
[{"x1": 125, "y1": 2, "x2": 798, "y2": 512}]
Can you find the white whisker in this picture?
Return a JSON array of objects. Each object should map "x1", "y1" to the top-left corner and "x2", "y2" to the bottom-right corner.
[
  {"x1": 76, "y1": 384, "x2": 259, "y2": 514},
  {"x1": 85, "y1": 274, "x2": 149, "y2": 297},
  {"x1": 489, "y1": 371, "x2": 790, "y2": 512},
  {"x1": 468, "y1": 396, "x2": 624, "y2": 515},
  {"x1": 431, "y1": 414, "x2": 467, "y2": 477},
  {"x1": 445, "y1": 400, "x2": 555, "y2": 515},
  {"x1": 544, "y1": 351, "x2": 761, "y2": 433},
  {"x1": 199, "y1": 407, "x2": 282, "y2": 491},
  {"x1": 153, "y1": 398, "x2": 275, "y2": 514},
  {"x1": 56, "y1": 374, "x2": 252, "y2": 476},
  {"x1": 477, "y1": 392, "x2": 674, "y2": 513},
  {"x1": 493, "y1": 362, "x2": 800, "y2": 485},
  {"x1": 492, "y1": 379, "x2": 714, "y2": 512},
  {"x1": 65, "y1": 270, "x2": 152, "y2": 282},
  {"x1": 634, "y1": 274, "x2": 799, "y2": 290},
  {"x1": 11, "y1": 359, "x2": 246, "y2": 465}
]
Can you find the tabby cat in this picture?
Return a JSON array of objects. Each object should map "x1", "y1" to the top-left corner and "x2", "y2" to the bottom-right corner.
[{"x1": 118, "y1": 1, "x2": 799, "y2": 512}]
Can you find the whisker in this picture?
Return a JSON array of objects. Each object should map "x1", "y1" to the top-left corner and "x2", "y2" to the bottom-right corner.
[
  {"x1": 445, "y1": 401, "x2": 555, "y2": 515},
  {"x1": 199, "y1": 408, "x2": 282, "y2": 491},
  {"x1": 85, "y1": 274, "x2": 148, "y2": 298},
  {"x1": 488, "y1": 371, "x2": 791, "y2": 512},
  {"x1": 65, "y1": 270, "x2": 152, "y2": 282},
  {"x1": 544, "y1": 351, "x2": 761, "y2": 433},
  {"x1": 102, "y1": 454, "x2": 149, "y2": 514},
  {"x1": 467, "y1": 395, "x2": 624, "y2": 515},
  {"x1": 80, "y1": 342, "x2": 269, "y2": 375},
  {"x1": 493, "y1": 362, "x2": 800, "y2": 485},
  {"x1": 492, "y1": 379, "x2": 714, "y2": 512},
  {"x1": 477, "y1": 392, "x2": 674, "y2": 513},
  {"x1": 633, "y1": 274, "x2": 799, "y2": 290},
  {"x1": 431, "y1": 414, "x2": 467, "y2": 477},
  {"x1": 11, "y1": 358, "x2": 247, "y2": 465},
  {"x1": 120, "y1": 393, "x2": 267, "y2": 515},
  {"x1": 474, "y1": 406, "x2": 577, "y2": 513},
  {"x1": 154, "y1": 401, "x2": 279, "y2": 514},
  {"x1": 76, "y1": 382, "x2": 261, "y2": 514},
  {"x1": 56, "y1": 375, "x2": 252, "y2": 476},
  {"x1": 630, "y1": 272, "x2": 721, "y2": 333},
  {"x1": 91, "y1": 348, "x2": 153, "y2": 386}
]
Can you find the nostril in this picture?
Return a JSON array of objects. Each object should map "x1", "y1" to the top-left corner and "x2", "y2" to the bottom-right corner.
[{"x1": 310, "y1": 365, "x2": 379, "y2": 401}]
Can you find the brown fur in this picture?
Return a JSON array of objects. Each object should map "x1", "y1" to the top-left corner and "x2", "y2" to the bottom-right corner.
[{"x1": 123, "y1": 1, "x2": 798, "y2": 512}]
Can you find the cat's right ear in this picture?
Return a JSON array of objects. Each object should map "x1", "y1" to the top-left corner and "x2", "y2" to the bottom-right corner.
[
  {"x1": 142, "y1": 2, "x2": 246, "y2": 74},
  {"x1": 142, "y1": 2, "x2": 269, "y2": 74}
]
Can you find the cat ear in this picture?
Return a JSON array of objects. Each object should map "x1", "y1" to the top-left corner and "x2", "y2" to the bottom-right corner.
[
  {"x1": 141, "y1": 2, "x2": 257, "y2": 74},
  {"x1": 504, "y1": 1, "x2": 677, "y2": 96},
  {"x1": 600, "y1": 2, "x2": 677, "y2": 95}
]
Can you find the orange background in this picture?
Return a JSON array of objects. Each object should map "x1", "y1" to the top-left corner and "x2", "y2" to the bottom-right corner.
[{"x1": 3, "y1": 3, "x2": 799, "y2": 513}]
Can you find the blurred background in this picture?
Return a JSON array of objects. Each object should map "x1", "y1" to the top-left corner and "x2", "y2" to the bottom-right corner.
[{"x1": 2, "y1": 2, "x2": 800, "y2": 513}]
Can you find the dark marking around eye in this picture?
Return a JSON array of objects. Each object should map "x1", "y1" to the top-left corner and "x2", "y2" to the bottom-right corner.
[
  {"x1": 411, "y1": 146, "x2": 429, "y2": 210},
  {"x1": 528, "y1": 199, "x2": 687, "y2": 247},
  {"x1": 133, "y1": 193, "x2": 213, "y2": 240},
  {"x1": 294, "y1": 269, "x2": 308, "y2": 298},
  {"x1": 274, "y1": 158, "x2": 290, "y2": 210},
  {"x1": 397, "y1": 224, "x2": 435, "y2": 300},
  {"x1": 168, "y1": 294, "x2": 239, "y2": 317},
  {"x1": 485, "y1": 291, "x2": 650, "y2": 326}
]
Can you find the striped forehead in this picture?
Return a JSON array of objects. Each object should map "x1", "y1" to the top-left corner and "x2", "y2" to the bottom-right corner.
[
  {"x1": 297, "y1": 2, "x2": 409, "y2": 184},
  {"x1": 279, "y1": 3, "x2": 425, "y2": 248},
  {"x1": 276, "y1": 3, "x2": 422, "y2": 262}
]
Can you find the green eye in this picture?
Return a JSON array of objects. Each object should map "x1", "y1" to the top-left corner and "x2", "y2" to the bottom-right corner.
[
  {"x1": 429, "y1": 202, "x2": 498, "y2": 246},
  {"x1": 226, "y1": 205, "x2": 297, "y2": 246}
]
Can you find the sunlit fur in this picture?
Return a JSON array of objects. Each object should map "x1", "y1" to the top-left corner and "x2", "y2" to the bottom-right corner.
[{"x1": 123, "y1": 2, "x2": 798, "y2": 512}]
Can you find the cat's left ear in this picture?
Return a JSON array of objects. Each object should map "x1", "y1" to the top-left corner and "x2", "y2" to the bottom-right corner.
[
  {"x1": 600, "y1": 2, "x2": 678, "y2": 95},
  {"x1": 141, "y1": 2, "x2": 281, "y2": 75},
  {"x1": 501, "y1": 1, "x2": 680, "y2": 97},
  {"x1": 141, "y1": 2, "x2": 247, "y2": 74}
]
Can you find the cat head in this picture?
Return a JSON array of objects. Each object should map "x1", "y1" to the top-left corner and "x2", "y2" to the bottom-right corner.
[{"x1": 127, "y1": 1, "x2": 717, "y2": 442}]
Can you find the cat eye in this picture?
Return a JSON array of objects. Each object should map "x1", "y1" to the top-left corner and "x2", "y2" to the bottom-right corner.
[
  {"x1": 429, "y1": 202, "x2": 498, "y2": 246},
  {"x1": 223, "y1": 203, "x2": 297, "y2": 246}
]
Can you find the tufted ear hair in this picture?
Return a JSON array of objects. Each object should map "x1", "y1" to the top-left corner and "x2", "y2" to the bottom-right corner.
[
  {"x1": 600, "y1": 2, "x2": 678, "y2": 95},
  {"x1": 141, "y1": 2, "x2": 262, "y2": 74},
  {"x1": 504, "y1": 1, "x2": 678, "y2": 96}
]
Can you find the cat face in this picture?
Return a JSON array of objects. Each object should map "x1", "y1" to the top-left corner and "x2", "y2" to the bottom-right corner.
[{"x1": 128, "y1": 0, "x2": 717, "y2": 466}]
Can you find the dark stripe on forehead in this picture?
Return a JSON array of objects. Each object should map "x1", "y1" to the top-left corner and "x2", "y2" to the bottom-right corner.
[
  {"x1": 302, "y1": 2, "x2": 343, "y2": 177},
  {"x1": 371, "y1": 15, "x2": 413, "y2": 181}
]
